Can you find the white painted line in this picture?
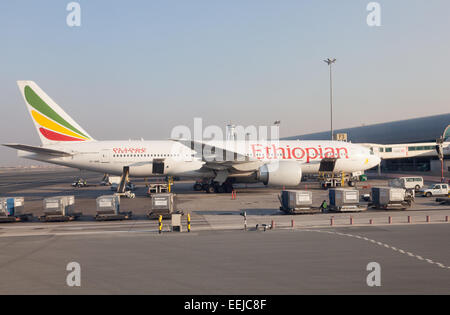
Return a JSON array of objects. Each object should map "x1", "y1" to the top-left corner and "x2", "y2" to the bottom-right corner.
[{"x1": 304, "y1": 230, "x2": 450, "y2": 271}]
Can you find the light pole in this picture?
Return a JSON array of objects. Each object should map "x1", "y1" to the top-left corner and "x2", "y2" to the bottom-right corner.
[
  {"x1": 324, "y1": 58, "x2": 336, "y2": 140},
  {"x1": 436, "y1": 137, "x2": 444, "y2": 182}
]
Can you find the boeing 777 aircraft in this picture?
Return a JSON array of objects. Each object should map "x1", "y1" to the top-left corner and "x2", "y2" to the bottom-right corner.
[{"x1": 3, "y1": 81, "x2": 380, "y2": 193}]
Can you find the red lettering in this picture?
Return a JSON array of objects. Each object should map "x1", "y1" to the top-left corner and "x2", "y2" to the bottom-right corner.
[
  {"x1": 318, "y1": 145, "x2": 324, "y2": 159},
  {"x1": 286, "y1": 145, "x2": 292, "y2": 159},
  {"x1": 112, "y1": 147, "x2": 147, "y2": 154},
  {"x1": 324, "y1": 147, "x2": 335, "y2": 158},
  {"x1": 292, "y1": 147, "x2": 305, "y2": 160},
  {"x1": 305, "y1": 147, "x2": 319, "y2": 163},
  {"x1": 274, "y1": 145, "x2": 286, "y2": 159},
  {"x1": 252, "y1": 144, "x2": 263, "y2": 160},
  {"x1": 336, "y1": 147, "x2": 349, "y2": 159},
  {"x1": 265, "y1": 146, "x2": 272, "y2": 159}
]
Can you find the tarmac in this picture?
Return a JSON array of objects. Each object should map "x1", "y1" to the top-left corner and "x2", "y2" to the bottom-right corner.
[{"x1": 0, "y1": 168, "x2": 449, "y2": 294}]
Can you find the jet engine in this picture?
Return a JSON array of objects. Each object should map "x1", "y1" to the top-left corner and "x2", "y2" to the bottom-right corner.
[{"x1": 257, "y1": 161, "x2": 302, "y2": 187}]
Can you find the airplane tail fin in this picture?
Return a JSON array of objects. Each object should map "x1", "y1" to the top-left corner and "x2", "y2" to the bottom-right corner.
[{"x1": 17, "y1": 81, "x2": 94, "y2": 145}]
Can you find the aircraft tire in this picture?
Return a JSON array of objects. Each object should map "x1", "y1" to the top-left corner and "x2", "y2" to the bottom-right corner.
[
  {"x1": 215, "y1": 185, "x2": 225, "y2": 194},
  {"x1": 205, "y1": 185, "x2": 215, "y2": 194}
]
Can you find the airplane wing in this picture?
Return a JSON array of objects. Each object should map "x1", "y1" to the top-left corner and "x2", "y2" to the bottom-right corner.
[
  {"x1": 171, "y1": 139, "x2": 320, "y2": 174},
  {"x1": 2, "y1": 143, "x2": 73, "y2": 157},
  {"x1": 171, "y1": 139, "x2": 263, "y2": 172}
]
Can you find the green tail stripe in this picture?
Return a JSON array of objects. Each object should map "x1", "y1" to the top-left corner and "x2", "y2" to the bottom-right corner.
[{"x1": 24, "y1": 86, "x2": 89, "y2": 139}]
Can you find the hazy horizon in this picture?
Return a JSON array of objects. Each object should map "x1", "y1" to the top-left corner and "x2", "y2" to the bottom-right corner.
[{"x1": 1, "y1": 0, "x2": 449, "y2": 166}]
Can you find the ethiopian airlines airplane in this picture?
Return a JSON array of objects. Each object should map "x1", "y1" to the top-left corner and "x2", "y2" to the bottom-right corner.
[{"x1": 3, "y1": 81, "x2": 380, "y2": 193}]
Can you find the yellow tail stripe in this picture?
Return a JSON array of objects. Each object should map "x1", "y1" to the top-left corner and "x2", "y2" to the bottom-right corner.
[{"x1": 31, "y1": 110, "x2": 88, "y2": 140}]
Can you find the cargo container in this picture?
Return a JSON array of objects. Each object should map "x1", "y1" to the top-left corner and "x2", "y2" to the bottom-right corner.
[
  {"x1": 95, "y1": 195, "x2": 132, "y2": 221},
  {"x1": 40, "y1": 196, "x2": 81, "y2": 221},
  {"x1": 0, "y1": 197, "x2": 31, "y2": 223},
  {"x1": 371, "y1": 187, "x2": 410, "y2": 210},
  {"x1": 278, "y1": 190, "x2": 320, "y2": 214},
  {"x1": 328, "y1": 188, "x2": 366, "y2": 212},
  {"x1": 147, "y1": 193, "x2": 182, "y2": 219}
]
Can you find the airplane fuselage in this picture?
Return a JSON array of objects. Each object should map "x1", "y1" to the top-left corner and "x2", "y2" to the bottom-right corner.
[{"x1": 20, "y1": 140, "x2": 380, "y2": 178}]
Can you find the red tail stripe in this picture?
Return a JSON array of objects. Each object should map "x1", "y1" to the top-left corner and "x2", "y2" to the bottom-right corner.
[{"x1": 39, "y1": 127, "x2": 85, "y2": 142}]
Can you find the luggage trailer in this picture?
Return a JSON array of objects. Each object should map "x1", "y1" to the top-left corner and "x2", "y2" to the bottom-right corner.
[
  {"x1": 95, "y1": 194, "x2": 132, "y2": 221},
  {"x1": 278, "y1": 190, "x2": 321, "y2": 214},
  {"x1": 147, "y1": 193, "x2": 183, "y2": 220},
  {"x1": 370, "y1": 187, "x2": 412, "y2": 210},
  {"x1": 0, "y1": 197, "x2": 32, "y2": 223},
  {"x1": 328, "y1": 188, "x2": 367, "y2": 212},
  {"x1": 40, "y1": 196, "x2": 82, "y2": 222}
]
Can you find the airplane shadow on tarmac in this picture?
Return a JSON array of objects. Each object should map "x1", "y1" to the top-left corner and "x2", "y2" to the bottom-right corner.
[{"x1": 194, "y1": 209, "x2": 282, "y2": 216}]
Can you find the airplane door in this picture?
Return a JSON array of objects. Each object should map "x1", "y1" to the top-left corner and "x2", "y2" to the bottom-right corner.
[
  {"x1": 152, "y1": 159, "x2": 165, "y2": 174},
  {"x1": 100, "y1": 149, "x2": 110, "y2": 164}
]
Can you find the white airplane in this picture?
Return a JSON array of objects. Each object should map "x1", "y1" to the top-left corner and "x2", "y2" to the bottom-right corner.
[{"x1": 3, "y1": 81, "x2": 380, "y2": 193}]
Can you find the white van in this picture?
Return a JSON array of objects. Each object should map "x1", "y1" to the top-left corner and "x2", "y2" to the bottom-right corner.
[{"x1": 389, "y1": 177, "x2": 424, "y2": 191}]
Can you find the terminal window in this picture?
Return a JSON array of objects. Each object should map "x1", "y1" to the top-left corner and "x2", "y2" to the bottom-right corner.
[{"x1": 408, "y1": 146, "x2": 435, "y2": 151}]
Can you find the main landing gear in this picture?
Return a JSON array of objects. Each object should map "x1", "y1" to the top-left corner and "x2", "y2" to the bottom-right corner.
[{"x1": 193, "y1": 180, "x2": 234, "y2": 194}]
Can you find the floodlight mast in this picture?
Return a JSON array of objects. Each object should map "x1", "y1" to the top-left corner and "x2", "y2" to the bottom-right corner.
[{"x1": 324, "y1": 58, "x2": 337, "y2": 140}]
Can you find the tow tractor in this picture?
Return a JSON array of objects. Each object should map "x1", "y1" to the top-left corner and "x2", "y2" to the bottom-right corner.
[{"x1": 71, "y1": 177, "x2": 88, "y2": 188}]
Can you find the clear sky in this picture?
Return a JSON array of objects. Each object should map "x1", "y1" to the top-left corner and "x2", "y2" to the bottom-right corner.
[{"x1": 0, "y1": 0, "x2": 449, "y2": 166}]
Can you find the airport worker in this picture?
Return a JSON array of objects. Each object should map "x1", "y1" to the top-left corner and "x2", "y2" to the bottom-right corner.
[{"x1": 320, "y1": 200, "x2": 328, "y2": 212}]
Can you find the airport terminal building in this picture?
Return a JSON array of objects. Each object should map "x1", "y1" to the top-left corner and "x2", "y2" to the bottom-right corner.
[{"x1": 285, "y1": 113, "x2": 450, "y2": 174}]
